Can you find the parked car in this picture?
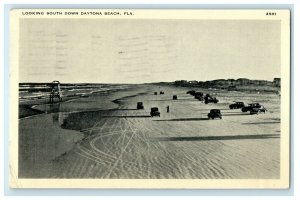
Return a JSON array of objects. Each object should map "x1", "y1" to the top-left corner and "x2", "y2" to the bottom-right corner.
[
  {"x1": 204, "y1": 96, "x2": 219, "y2": 104},
  {"x1": 160, "y1": 91, "x2": 164, "y2": 95},
  {"x1": 154, "y1": 92, "x2": 157, "y2": 95},
  {"x1": 194, "y1": 92, "x2": 204, "y2": 99},
  {"x1": 80, "y1": 94, "x2": 89, "y2": 98},
  {"x1": 204, "y1": 93, "x2": 218, "y2": 104},
  {"x1": 250, "y1": 106, "x2": 267, "y2": 115},
  {"x1": 229, "y1": 102, "x2": 245, "y2": 109},
  {"x1": 173, "y1": 95, "x2": 178, "y2": 100},
  {"x1": 208, "y1": 109, "x2": 222, "y2": 119},
  {"x1": 241, "y1": 103, "x2": 261, "y2": 112},
  {"x1": 196, "y1": 96, "x2": 204, "y2": 101},
  {"x1": 150, "y1": 107, "x2": 160, "y2": 117},
  {"x1": 187, "y1": 90, "x2": 196, "y2": 95},
  {"x1": 194, "y1": 92, "x2": 203, "y2": 96},
  {"x1": 205, "y1": 98, "x2": 219, "y2": 104},
  {"x1": 137, "y1": 102, "x2": 144, "y2": 110}
]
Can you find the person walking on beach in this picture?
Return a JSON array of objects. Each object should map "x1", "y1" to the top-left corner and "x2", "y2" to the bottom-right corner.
[{"x1": 167, "y1": 105, "x2": 170, "y2": 113}]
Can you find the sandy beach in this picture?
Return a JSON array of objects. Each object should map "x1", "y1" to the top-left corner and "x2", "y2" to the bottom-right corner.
[{"x1": 18, "y1": 84, "x2": 280, "y2": 179}]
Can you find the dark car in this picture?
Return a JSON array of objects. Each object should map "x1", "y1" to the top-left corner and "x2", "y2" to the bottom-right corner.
[
  {"x1": 205, "y1": 98, "x2": 219, "y2": 104},
  {"x1": 187, "y1": 90, "x2": 196, "y2": 95},
  {"x1": 150, "y1": 107, "x2": 160, "y2": 117},
  {"x1": 196, "y1": 96, "x2": 204, "y2": 101},
  {"x1": 204, "y1": 97, "x2": 219, "y2": 104},
  {"x1": 137, "y1": 102, "x2": 144, "y2": 110},
  {"x1": 229, "y1": 102, "x2": 245, "y2": 109},
  {"x1": 208, "y1": 109, "x2": 222, "y2": 119},
  {"x1": 173, "y1": 95, "x2": 178, "y2": 100},
  {"x1": 80, "y1": 94, "x2": 89, "y2": 98},
  {"x1": 250, "y1": 106, "x2": 267, "y2": 115},
  {"x1": 194, "y1": 92, "x2": 203, "y2": 98},
  {"x1": 241, "y1": 103, "x2": 261, "y2": 112},
  {"x1": 194, "y1": 92, "x2": 203, "y2": 96},
  {"x1": 160, "y1": 91, "x2": 164, "y2": 95},
  {"x1": 154, "y1": 92, "x2": 157, "y2": 95},
  {"x1": 204, "y1": 93, "x2": 219, "y2": 104}
]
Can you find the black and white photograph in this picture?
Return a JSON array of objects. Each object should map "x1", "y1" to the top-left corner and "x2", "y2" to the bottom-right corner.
[{"x1": 9, "y1": 9, "x2": 290, "y2": 188}]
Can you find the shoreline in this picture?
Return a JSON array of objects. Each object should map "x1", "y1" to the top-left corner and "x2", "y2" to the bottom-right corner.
[{"x1": 18, "y1": 86, "x2": 142, "y2": 119}]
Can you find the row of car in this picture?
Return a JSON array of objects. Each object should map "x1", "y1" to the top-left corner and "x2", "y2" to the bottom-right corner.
[
  {"x1": 207, "y1": 103, "x2": 267, "y2": 120},
  {"x1": 138, "y1": 90, "x2": 267, "y2": 119},
  {"x1": 154, "y1": 91, "x2": 165, "y2": 95},
  {"x1": 186, "y1": 90, "x2": 267, "y2": 119},
  {"x1": 186, "y1": 90, "x2": 222, "y2": 119},
  {"x1": 136, "y1": 101, "x2": 161, "y2": 117},
  {"x1": 187, "y1": 90, "x2": 219, "y2": 104},
  {"x1": 229, "y1": 102, "x2": 267, "y2": 114}
]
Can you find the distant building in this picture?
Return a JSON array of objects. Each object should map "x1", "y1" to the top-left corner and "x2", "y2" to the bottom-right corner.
[
  {"x1": 175, "y1": 80, "x2": 188, "y2": 87},
  {"x1": 174, "y1": 80, "x2": 181, "y2": 86},
  {"x1": 174, "y1": 78, "x2": 278, "y2": 88},
  {"x1": 266, "y1": 81, "x2": 274, "y2": 86},
  {"x1": 181, "y1": 80, "x2": 188, "y2": 86},
  {"x1": 204, "y1": 80, "x2": 214, "y2": 86},
  {"x1": 253, "y1": 80, "x2": 268, "y2": 85},
  {"x1": 227, "y1": 79, "x2": 236, "y2": 85},
  {"x1": 188, "y1": 80, "x2": 199, "y2": 86},
  {"x1": 198, "y1": 81, "x2": 205, "y2": 87},
  {"x1": 237, "y1": 78, "x2": 250, "y2": 85},
  {"x1": 218, "y1": 79, "x2": 227, "y2": 85},
  {"x1": 273, "y1": 78, "x2": 281, "y2": 87}
]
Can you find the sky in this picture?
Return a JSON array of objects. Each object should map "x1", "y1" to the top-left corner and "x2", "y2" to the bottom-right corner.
[{"x1": 19, "y1": 19, "x2": 281, "y2": 83}]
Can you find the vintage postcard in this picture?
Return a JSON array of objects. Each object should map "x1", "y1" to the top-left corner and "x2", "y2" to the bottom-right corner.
[{"x1": 9, "y1": 9, "x2": 290, "y2": 188}]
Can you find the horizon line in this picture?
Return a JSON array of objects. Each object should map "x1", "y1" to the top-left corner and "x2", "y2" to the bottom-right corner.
[{"x1": 19, "y1": 77, "x2": 280, "y2": 84}]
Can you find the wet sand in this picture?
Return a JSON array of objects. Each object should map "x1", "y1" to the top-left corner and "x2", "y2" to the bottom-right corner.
[{"x1": 18, "y1": 84, "x2": 280, "y2": 179}]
